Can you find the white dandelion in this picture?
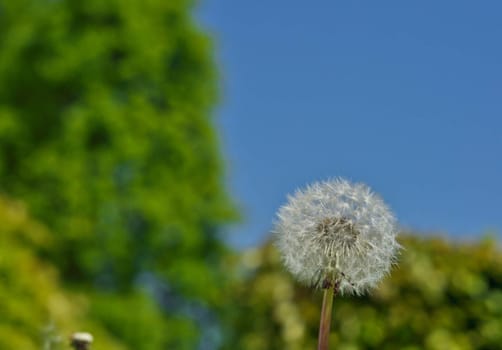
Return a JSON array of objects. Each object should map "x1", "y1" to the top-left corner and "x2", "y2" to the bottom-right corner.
[
  {"x1": 274, "y1": 178, "x2": 400, "y2": 295},
  {"x1": 70, "y1": 332, "x2": 93, "y2": 350}
]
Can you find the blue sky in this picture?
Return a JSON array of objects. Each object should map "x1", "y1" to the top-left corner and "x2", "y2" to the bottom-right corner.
[{"x1": 197, "y1": 1, "x2": 502, "y2": 248}]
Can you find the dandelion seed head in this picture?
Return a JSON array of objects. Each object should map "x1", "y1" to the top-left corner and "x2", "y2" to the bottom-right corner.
[
  {"x1": 274, "y1": 178, "x2": 400, "y2": 295},
  {"x1": 70, "y1": 332, "x2": 93, "y2": 350}
]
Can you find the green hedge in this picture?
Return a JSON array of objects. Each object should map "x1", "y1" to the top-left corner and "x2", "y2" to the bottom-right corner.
[
  {"x1": 0, "y1": 197, "x2": 129, "y2": 350},
  {"x1": 222, "y1": 235, "x2": 502, "y2": 350}
]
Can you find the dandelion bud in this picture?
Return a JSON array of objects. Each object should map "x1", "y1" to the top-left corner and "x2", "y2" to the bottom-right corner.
[
  {"x1": 70, "y1": 332, "x2": 93, "y2": 350},
  {"x1": 274, "y1": 178, "x2": 400, "y2": 295}
]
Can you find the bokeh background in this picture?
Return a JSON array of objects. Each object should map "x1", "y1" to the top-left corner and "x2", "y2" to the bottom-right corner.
[{"x1": 0, "y1": 1, "x2": 500, "y2": 349}]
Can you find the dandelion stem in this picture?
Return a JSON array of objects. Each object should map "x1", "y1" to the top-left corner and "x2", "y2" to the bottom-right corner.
[{"x1": 317, "y1": 284, "x2": 336, "y2": 350}]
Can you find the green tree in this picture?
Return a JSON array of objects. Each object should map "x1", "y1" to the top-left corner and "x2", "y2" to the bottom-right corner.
[
  {"x1": 0, "y1": 0, "x2": 236, "y2": 348},
  {"x1": 222, "y1": 235, "x2": 502, "y2": 350}
]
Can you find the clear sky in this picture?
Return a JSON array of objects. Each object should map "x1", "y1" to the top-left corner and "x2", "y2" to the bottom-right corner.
[{"x1": 197, "y1": 1, "x2": 502, "y2": 248}]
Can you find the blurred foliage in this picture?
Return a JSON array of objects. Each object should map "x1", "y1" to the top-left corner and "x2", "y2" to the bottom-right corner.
[
  {"x1": 222, "y1": 235, "x2": 502, "y2": 350},
  {"x1": 0, "y1": 0, "x2": 235, "y2": 291},
  {"x1": 0, "y1": 197, "x2": 127, "y2": 350},
  {"x1": 0, "y1": 0, "x2": 236, "y2": 348}
]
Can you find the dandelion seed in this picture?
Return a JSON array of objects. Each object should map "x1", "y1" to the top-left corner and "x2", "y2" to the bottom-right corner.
[
  {"x1": 274, "y1": 178, "x2": 400, "y2": 295},
  {"x1": 274, "y1": 178, "x2": 400, "y2": 349}
]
